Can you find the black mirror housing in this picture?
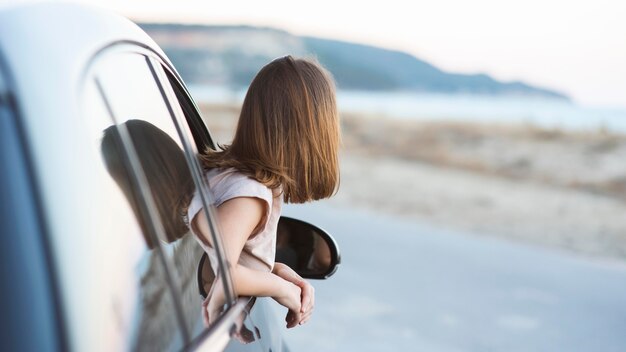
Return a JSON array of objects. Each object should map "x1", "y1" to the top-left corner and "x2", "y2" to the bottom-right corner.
[{"x1": 275, "y1": 216, "x2": 341, "y2": 280}]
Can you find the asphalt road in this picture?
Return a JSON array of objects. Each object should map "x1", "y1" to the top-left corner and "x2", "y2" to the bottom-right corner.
[{"x1": 279, "y1": 203, "x2": 626, "y2": 352}]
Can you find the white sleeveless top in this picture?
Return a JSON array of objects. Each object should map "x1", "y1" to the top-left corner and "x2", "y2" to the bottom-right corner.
[{"x1": 186, "y1": 167, "x2": 282, "y2": 273}]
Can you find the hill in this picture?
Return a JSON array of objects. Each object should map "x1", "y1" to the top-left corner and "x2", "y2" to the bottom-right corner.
[{"x1": 139, "y1": 23, "x2": 567, "y2": 99}]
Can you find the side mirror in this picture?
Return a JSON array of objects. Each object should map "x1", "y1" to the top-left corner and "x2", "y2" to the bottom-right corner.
[
  {"x1": 275, "y1": 216, "x2": 341, "y2": 279},
  {"x1": 197, "y1": 216, "x2": 341, "y2": 298}
]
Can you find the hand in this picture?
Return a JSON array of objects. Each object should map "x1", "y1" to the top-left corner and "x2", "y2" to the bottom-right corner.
[
  {"x1": 273, "y1": 280, "x2": 303, "y2": 328},
  {"x1": 202, "y1": 276, "x2": 226, "y2": 327},
  {"x1": 273, "y1": 262, "x2": 315, "y2": 325}
]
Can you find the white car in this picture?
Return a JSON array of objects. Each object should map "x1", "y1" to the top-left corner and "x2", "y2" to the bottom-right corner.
[{"x1": 0, "y1": 3, "x2": 340, "y2": 351}]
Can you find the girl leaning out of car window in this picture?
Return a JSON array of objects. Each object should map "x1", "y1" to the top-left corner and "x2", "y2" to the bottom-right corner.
[{"x1": 186, "y1": 55, "x2": 340, "y2": 328}]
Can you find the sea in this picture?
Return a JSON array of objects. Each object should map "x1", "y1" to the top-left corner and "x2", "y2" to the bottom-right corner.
[{"x1": 188, "y1": 85, "x2": 626, "y2": 134}]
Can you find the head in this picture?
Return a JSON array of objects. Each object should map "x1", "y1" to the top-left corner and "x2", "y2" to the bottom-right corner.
[{"x1": 201, "y1": 55, "x2": 340, "y2": 203}]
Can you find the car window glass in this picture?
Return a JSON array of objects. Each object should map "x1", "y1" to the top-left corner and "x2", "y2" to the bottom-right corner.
[
  {"x1": 89, "y1": 50, "x2": 232, "y2": 338},
  {"x1": 80, "y1": 77, "x2": 185, "y2": 351}
]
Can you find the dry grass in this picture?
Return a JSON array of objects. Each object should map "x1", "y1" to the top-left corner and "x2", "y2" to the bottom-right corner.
[{"x1": 340, "y1": 112, "x2": 626, "y2": 201}]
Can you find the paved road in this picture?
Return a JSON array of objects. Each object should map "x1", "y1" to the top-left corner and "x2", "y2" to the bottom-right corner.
[{"x1": 279, "y1": 203, "x2": 626, "y2": 352}]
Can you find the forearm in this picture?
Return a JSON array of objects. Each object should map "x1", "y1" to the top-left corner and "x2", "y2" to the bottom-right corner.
[
  {"x1": 272, "y1": 262, "x2": 288, "y2": 275},
  {"x1": 231, "y1": 264, "x2": 289, "y2": 298}
]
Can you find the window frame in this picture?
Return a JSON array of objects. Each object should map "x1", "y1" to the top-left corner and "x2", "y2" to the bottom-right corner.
[{"x1": 145, "y1": 52, "x2": 237, "y2": 305}]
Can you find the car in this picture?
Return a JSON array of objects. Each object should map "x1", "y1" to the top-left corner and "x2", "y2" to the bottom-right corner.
[{"x1": 0, "y1": 3, "x2": 340, "y2": 351}]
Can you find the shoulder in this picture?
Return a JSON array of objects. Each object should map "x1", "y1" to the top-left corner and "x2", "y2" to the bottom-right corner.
[
  {"x1": 209, "y1": 168, "x2": 277, "y2": 238},
  {"x1": 186, "y1": 168, "x2": 275, "y2": 236},
  {"x1": 207, "y1": 168, "x2": 273, "y2": 208}
]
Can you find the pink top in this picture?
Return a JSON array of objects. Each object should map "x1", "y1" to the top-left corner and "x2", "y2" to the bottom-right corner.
[{"x1": 187, "y1": 167, "x2": 282, "y2": 273}]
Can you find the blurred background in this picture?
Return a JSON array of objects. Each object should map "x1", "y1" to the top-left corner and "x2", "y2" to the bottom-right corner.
[{"x1": 14, "y1": 0, "x2": 626, "y2": 350}]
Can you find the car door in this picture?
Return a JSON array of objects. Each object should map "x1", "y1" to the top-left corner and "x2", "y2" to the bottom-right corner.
[
  {"x1": 82, "y1": 42, "x2": 287, "y2": 351},
  {"x1": 80, "y1": 46, "x2": 210, "y2": 351}
]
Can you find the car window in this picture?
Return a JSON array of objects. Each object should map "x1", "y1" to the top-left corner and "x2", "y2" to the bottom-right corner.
[
  {"x1": 85, "y1": 48, "x2": 235, "y2": 340},
  {"x1": 156, "y1": 64, "x2": 243, "y2": 337},
  {"x1": 80, "y1": 75, "x2": 186, "y2": 351}
]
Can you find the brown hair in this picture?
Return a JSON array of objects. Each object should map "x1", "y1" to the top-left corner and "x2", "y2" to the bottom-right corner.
[{"x1": 200, "y1": 55, "x2": 340, "y2": 203}]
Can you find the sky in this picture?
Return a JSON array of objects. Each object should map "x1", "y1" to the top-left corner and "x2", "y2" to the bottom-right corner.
[{"x1": 7, "y1": 0, "x2": 626, "y2": 108}]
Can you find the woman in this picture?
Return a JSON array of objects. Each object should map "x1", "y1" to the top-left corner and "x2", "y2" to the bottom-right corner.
[{"x1": 187, "y1": 55, "x2": 340, "y2": 328}]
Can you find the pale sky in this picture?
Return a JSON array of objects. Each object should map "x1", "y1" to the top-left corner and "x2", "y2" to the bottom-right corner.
[{"x1": 8, "y1": 0, "x2": 626, "y2": 108}]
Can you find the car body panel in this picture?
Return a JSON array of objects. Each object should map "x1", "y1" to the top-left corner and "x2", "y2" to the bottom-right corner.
[
  {"x1": 0, "y1": 5, "x2": 175, "y2": 351},
  {"x1": 0, "y1": 60, "x2": 64, "y2": 352}
]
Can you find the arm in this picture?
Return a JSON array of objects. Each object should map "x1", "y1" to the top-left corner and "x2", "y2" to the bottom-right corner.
[
  {"x1": 192, "y1": 197, "x2": 305, "y2": 327},
  {"x1": 273, "y1": 262, "x2": 315, "y2": 325}
]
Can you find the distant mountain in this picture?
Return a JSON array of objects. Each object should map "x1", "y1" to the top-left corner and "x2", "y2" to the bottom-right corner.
[{"x1": 139, "y1": 23, "x2": 568, "y2": 100}]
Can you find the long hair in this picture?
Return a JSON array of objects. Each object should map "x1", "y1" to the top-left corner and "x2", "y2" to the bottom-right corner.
[{"x1": 200, "y1": 55, "x2": 340, "y2": 203}]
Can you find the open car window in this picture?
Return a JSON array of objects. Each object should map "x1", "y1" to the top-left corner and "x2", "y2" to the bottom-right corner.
[{"x1": 154, "y1": 58, "x2": 242, "y2": 333}]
